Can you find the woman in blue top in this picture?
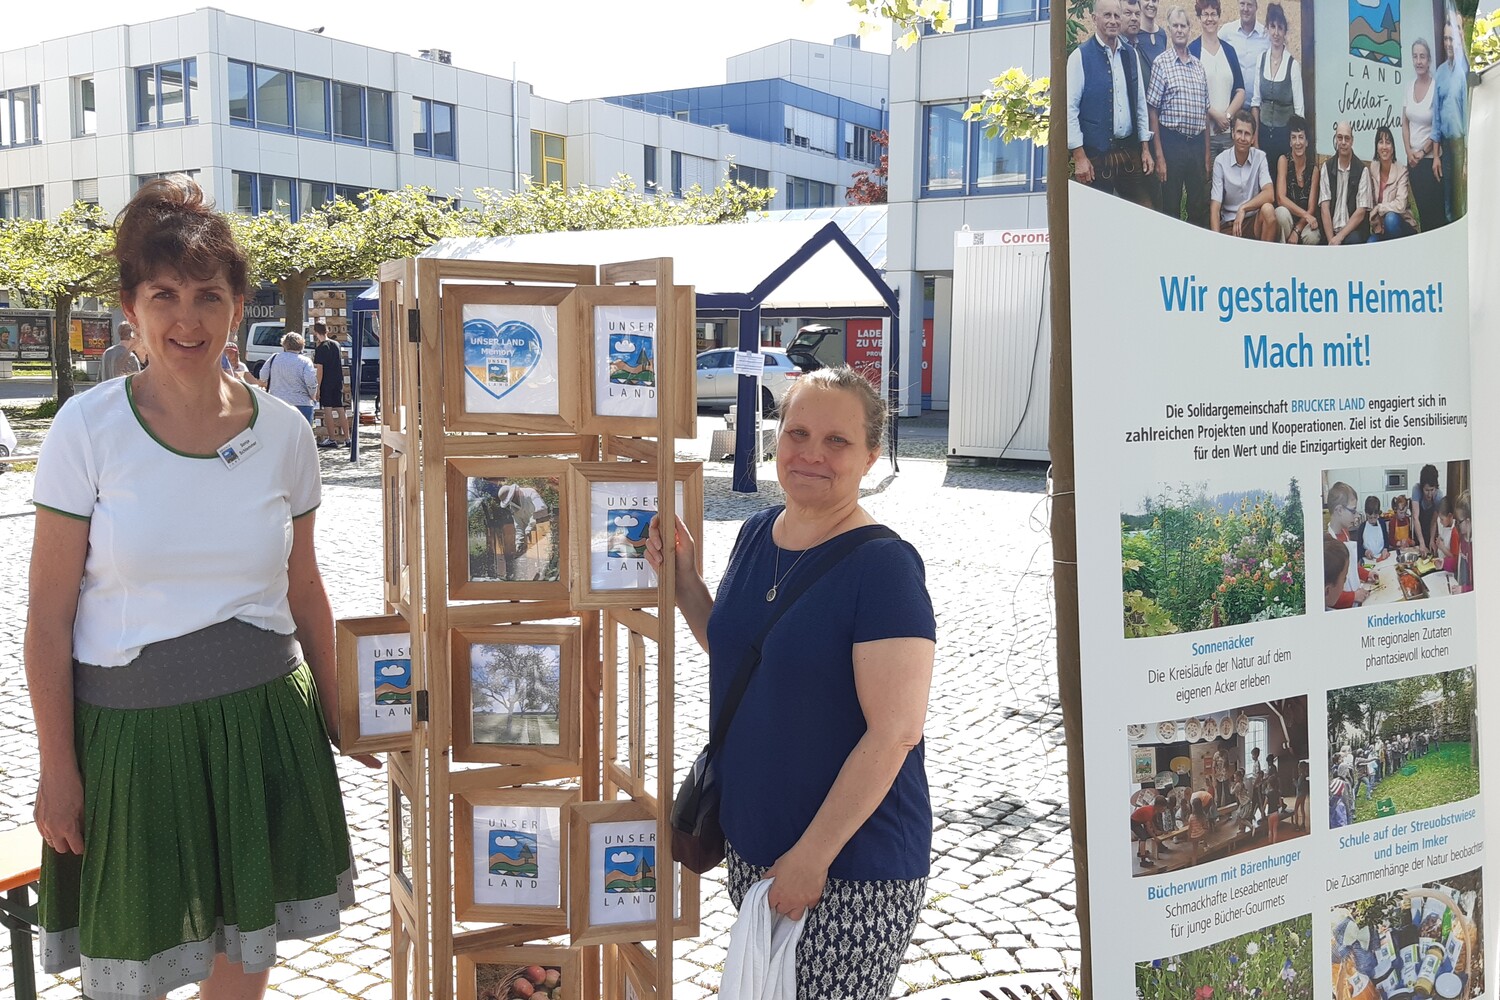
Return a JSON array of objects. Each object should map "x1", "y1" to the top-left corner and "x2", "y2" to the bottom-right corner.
[{"x1": 648, "y1": 366, "x2": 936, "y2": 999}]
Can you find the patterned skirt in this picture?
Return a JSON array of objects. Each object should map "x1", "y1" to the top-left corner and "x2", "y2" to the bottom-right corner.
[
  {"x1": 726, "y1": 842, "x2": 928, "y2": 1000},
  {"x1": 38, "y1": 621, "x2": 356, "y2": 1000}
]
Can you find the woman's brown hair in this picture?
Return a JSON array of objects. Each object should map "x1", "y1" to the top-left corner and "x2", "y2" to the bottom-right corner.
[{"x1": 113, "y1": 175, "x2": 250, "y2": 297}]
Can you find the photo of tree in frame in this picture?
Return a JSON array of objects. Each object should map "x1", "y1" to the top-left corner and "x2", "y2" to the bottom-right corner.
[{"x1": 470, "y1": 641, "x2": 563, "y2": 748}]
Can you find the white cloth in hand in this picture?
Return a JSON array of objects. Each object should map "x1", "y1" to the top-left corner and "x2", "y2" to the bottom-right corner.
[{"x1": 719, "y1": 878, "x2": 807, "y2": 1000}]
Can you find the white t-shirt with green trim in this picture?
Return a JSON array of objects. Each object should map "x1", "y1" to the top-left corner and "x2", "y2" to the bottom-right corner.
[{"x1": 32, "y1": 376, "x2": 321, "y2": 667}]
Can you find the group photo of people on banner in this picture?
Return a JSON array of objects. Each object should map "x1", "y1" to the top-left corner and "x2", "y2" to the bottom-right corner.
[{"x1": 1066, "y1": 0, "x2": 1469, "y2": 241}]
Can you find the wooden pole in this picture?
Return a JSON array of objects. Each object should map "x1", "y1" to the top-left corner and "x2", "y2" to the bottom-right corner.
[{"x1": 1046, "y1": 9, "x2": 1091, "y2": 997}]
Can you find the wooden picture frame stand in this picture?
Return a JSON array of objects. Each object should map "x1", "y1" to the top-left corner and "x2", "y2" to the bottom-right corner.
[{"x1": 367, "y1": 255, "x2": 700, "y2": 1000}]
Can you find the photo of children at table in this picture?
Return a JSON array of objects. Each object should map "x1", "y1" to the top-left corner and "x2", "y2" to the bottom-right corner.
[
  {"x1": 1322, "y1": 462, "x2": 1471, "y2": 609},
  {"x1": 1126, "y1": 697, "x2": 1309, "y2": 877}
]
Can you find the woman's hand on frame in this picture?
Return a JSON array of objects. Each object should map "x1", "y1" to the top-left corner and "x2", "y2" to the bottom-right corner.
[{"x1": 645, "y1": 513, "x2": 697, "y2": 580}]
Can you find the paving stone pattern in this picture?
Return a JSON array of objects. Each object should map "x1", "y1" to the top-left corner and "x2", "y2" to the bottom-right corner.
[{"x1": 0, "y1": 422, "x2": 1079, "y2": 998}]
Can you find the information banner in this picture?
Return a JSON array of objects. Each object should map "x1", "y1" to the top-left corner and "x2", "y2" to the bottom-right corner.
[{"x1": 1066, "y1": 2, "x2": 1480, "y2": 995}]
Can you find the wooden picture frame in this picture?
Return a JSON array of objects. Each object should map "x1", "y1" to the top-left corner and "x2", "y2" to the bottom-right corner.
[
  {"x1": 570, "y1": 285, "x2": 695, "y2": 439},
  {"x1": 454, "y1": 787, "x2": 578, "y2": 924},
  {"x1": 442, "y1": 284, "x2": 578, "y2": 433},
  {"x1": 447, "y1": 458, "x2": 570, "y2": 601},
  {"x1": 335, "y1": 613, "x2": 414, "y2": 755},
  {"x1": 456, "y1": 945, "x2": 580, "y2": 1000},
  {"x1": 384, "y1": 447, "x2": 410, "y2": 608},
  {"x1": 613, "y1": 942, "x2": 658, "y2": 1000},
  {"x1": 390, "y1": 767, "x2": 417, "y2": 897},
  {"x1": 451, "y1": 624, "x2": 582, "y2": 767},
  {"x1": 566, "y1": 799, "x2": 691, "y2": 946},
  {"x1": 565, "y1": 462, "x2": 704, "y2": 610}
]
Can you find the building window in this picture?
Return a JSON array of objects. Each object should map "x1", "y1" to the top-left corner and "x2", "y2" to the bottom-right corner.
[
  {"x1": 74, "y1": 179, "x2": 100, "y2": 205},
  {"x1": 135, "y1": 59, "x2": 198, "y2": 129},
  {"x1": 729, "y1": 164, "x2": 770, "y2": 188},
  {"x1": 255, "y1": 66, "x2": 292, "y2": 131},
  {"x1": 333, "y1": 82, "x2": 364, "y2": 142},
  {"x1": 930, "y1": 0, "x2": 1049, "y2": 30},
  {"x1": 530, "y1": 130, "x2": 566, "y2": 186},
  {"x1": 846, "y1": 123, "x2": 879, "y2": 165},
  {"x1": 1, "y1": 87, "x2": 42, "y2": 147},
  {"x1": 74, "y1": 77, "x2": 96, "y2": 136},
  {"x1": 784, "y1": 176, "x2": 836, "y2": 209},
  {"x1": 784, "y1": 106, "x2": 837, "y2": 155},
  {"x1": 670, "y1": 151, "x2": 716, "y2": 197},
  {"x1": 923, "y1": 104, "x2": 968, "y2": 194},
  {"x1": 294, "y1": 74, "x2": 330, "y2": 139},
  {"x1": 0, "y1": 186, "x2": 45, "y2": 219},
  {"x1": 230, "y1": 60, "x2": 391, "y2": 149},
  {"x1": 232, "y1": 171, "x2": 297, "y2": 217},
  {"x1": 923, "y1": 103, "x2": 1045, "y2": 197},
  {"x1": 229, "y1": 60, "x2": 253, "y2": 124},
  {"x1": 643, "y1": 145, "x2": 657, "y2": 189},
  {"x1": 137, "y1": 170, "x2": 200, "y2": 188},
  {"x1": 674, "y1": 109, "x2": 690, "y2": 122},
  {"x1": 414, "y1": 98, "x2": 457, "y2": 159},
  {"x1": 299, "y1": 180, "x2": 335, "y2": 213}
]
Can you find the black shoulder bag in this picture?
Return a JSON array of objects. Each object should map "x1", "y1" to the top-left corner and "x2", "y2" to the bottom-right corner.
[{"x1": 669, "y1": 523, "x2": 897, "y2": 874}]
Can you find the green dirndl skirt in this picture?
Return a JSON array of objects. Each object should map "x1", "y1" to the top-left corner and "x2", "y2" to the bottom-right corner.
[{"x1": 38, "y1": 620, "x2": 357, "y2": 1000}]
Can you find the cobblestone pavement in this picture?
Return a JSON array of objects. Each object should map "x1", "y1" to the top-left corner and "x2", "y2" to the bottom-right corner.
[{"x1": 0, "y1": 412, "x2": 1079, "y2": 998}]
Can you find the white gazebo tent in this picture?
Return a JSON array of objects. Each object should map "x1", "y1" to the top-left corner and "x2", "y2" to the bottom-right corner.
[{"x1": 422, "y1": 220, "x2": 902, "y2": 489}]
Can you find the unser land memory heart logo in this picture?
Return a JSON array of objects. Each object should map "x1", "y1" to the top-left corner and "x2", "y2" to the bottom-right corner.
[{"x1": 464, "y1": 318, "x2": 544, "y2": 401}]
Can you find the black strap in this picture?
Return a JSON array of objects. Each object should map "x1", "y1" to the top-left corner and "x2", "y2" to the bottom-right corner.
[{"x1": 706, "y1": 523, "x2": 897, "y2": 754}]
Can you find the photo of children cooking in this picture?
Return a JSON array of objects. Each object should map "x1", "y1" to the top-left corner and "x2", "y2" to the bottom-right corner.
[
  {"x1": 1322, "y1": 460, "x2": 1472, "y2": 610},
  {"x1": 1127, "y1": 696, "x2": 1309, "y2": 877}
]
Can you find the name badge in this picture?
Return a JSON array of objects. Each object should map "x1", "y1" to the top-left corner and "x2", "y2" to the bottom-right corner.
[{"x1": 218, "y1": 428, "x2": 261, "y2": 470}]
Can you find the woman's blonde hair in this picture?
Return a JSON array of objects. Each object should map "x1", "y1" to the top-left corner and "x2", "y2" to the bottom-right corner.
[{"x1": 777, "y1": 366, "x2": 888, "y2": 452}]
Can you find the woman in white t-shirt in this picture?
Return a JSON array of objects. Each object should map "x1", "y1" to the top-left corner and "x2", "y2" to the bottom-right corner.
[
  {"x1": 1402, "y1": 37, "x2": 1446, "y2": 232},
  {"x1": 26, "y1": 176, "x2": 374, "y2": 1000}
]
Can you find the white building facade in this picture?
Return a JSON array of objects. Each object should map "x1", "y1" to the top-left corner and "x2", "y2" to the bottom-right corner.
[
  {"x1": 885, "y1": 2, "x2": 1049, "y2": 414},
  {"x1": 0, "y1": 11, "x2": 882, "y2": 227}
]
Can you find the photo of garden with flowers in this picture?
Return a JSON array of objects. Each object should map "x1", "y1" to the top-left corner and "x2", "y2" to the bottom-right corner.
[
  {"x1": 1123, "y1": 478, "x2": 1307, "y2": 638},
  {"x1": 1135, "y1": 913, "x2": 1313, "y2": 999}
]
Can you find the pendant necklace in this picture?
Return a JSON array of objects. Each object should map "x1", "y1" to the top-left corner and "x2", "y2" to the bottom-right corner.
[{"x1": 766, "y1": 514, "x2": 844, "y2": 601}]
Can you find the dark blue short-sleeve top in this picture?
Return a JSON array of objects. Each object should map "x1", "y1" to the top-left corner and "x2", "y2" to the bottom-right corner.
[{"x1": 707, "y1": 506, "x2": 936, "y2": 881}]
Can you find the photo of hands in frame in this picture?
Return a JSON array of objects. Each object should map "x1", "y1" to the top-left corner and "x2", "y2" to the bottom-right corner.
[{"x1": 448, "y1": 458, "x2": 569, "y2": 602}]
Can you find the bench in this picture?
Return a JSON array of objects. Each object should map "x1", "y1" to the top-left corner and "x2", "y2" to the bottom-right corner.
[{"x1": 0, "y1": 824, "x2": 43, "y2": 1000}]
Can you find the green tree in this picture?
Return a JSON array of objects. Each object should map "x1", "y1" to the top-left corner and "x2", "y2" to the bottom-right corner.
[
  {"x1": 227, "y1": 186, "x2": 466, "y2": 340},
  {"x1": 1475, "y1": 7, "x2": 1500, "y2": 70},
  {"x1": 467, "y1": 176, "x2": 774, "y2": 236},
  {"x1": 0, "y1": 204, "x2": 118, "y2": 403}
]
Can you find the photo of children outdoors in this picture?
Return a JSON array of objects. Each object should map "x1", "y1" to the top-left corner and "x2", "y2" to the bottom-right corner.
[
  {"x1": 1122, "y1": 476, "x2": 1305, "y2": 638},
  {"x1": 1067, "y1": 0, "x2": 1471, "y2": 240},
  {"x1": 1127, "y1": 696, "x2": 1309, "y2": 877},
  {"x1": 1135, "y1": 913, "x2": 1312, "y2": 999},
  {"x1": 1326, "y1": 666, "x2": 1478, "y2": 827},
  {"x1": 1330, "y1": 869, "x2": 1484, "y2": 999},
  {"x1": 1322, "y1": 461, "x2": 1472, "y2": 610}
]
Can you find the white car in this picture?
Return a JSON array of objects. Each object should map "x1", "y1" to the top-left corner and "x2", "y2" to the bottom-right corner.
[
  {"x1": 0, "y1": 407, "x2": 16, "y2": 473},
  {"x1": 695, "y1": 348, "x2": 802, "y2": 416}
]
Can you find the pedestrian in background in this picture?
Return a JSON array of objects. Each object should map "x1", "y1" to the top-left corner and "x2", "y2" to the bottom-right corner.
[
  {"x1": 99, "y1": 322, "x2": 142, "y2": 380},
  {"x1": 260, "y1": 331, "x2": 319, "y2": 423},
  {"x1": 648, "y1": 366, "x2": 936, "y2": 1000},
  {"x1": 223, "y1": 340, "x2": 252, "y2": 382},
  {"x1": 311, "y1": 322, "x2": 349, "y2": 449},
  {"x1": 25, "y1": 174, "x2": 372, "y2": 1000}
]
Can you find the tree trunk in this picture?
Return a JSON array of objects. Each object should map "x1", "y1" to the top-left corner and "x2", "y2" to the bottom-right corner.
[
  {"x1": 281, "y1": 273, "x2": 311, "y2": 343},
  {"x1": 52, "y1": 292, "x2": 76, "y2": 404}
]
